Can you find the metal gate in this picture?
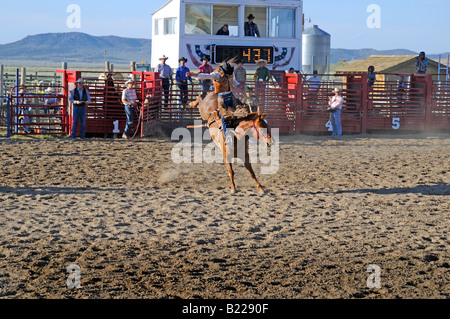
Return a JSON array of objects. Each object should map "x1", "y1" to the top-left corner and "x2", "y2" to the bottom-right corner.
[
  {"x1": 297, "y1": 74, "x2": 363, "y2": 134},
  {"x1": 0, "y1": 95, "x2": 10, "y2": 137},
  {"x1": 430, "y1": 79, "x2": 450, "y2": 131},
  {"x1": 366, "y1": 74, "x2": 428, "y2": 132},
  {"x1": 10, "y1": 85, "x2": 69, "y2": 136}
]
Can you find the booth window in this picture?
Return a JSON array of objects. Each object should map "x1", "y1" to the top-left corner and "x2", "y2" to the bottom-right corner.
[
  {"x1": 154, "y1": 19, "x2": 161, "y2": 36},
  {"x1": 269, "y1": 8, "x2": 295, "y2": 38},
  {"x1": 185, "y1": 4, "x2": 212, "y2": 35},
  {"x1": 213, "y1": 5, "x2": 239, "y2": 36},
  {"x1": 245, "y1": 7, "x2": 267, "y2": 37},
  {"x1": 164, "y1": 17, "x2": 177, "y2": 35}
]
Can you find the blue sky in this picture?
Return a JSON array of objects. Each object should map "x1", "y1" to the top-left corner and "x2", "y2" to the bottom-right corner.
[{"x1": 0, "y1": 0, "x2": 448, "y2": 53}]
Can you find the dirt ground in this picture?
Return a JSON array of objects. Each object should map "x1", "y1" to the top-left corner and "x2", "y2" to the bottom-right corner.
[{"x1": 0, "y1": 133, "x2": 449, "y2": 299}]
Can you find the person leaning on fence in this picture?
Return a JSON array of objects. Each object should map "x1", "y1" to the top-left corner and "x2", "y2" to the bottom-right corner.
[
  {"x1": 305, "y1": 70, "x2": 321, "y2": 108},
  {"x1": 69, "y1": 78, "x2": 91, "y2": 140},
  {"x1": 397, "y1": 76, "x2": 406, "y2": 105},
  {"x1": 17, "y1": 86, "x2": 32, "y2": 133},
  {"x1": 44, "y1": 87, "x2": 58, "y2": 115},
  {"x1": 327, "y1": 88, "x2": 344, "y2": 139},
  {"x1": 198, "y1": 55, "x2": 214, "y2": 99},
  {"x1": 368, "y1": 65, "x2": 376, "y2": 88},
  {"x1": 234, "y1": 59, "x2": 247, "y2": 91},
  {"x1": 155, "y1": 55, "x2": 174, "y2": 106},
  {"x1": 121, "y1": 80, "x2": 139, "y2": 140},
  {"x1": 176, "y1": 57, "x2": 193, "y2": 107},
  {"x1": 254, "y1": 59, "x2": 270, "y2": 96}
]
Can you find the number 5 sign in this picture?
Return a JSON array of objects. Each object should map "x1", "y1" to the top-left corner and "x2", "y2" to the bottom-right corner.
[{"x1": 392, "y1": 117, "x2": 400, "y2": 130}]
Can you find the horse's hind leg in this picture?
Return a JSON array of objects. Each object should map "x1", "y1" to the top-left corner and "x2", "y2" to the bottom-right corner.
[
  {"x1": 222, "y1": 143, "x2": 236, "y2": 194},
  {"x1": 244, "y1": 160, "x2": 265, "y2": 194}
]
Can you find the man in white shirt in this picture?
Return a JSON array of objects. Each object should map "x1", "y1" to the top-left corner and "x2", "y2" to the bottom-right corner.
[{"x1": 327, "y1": 88, "x2": 344, "y2": 138}]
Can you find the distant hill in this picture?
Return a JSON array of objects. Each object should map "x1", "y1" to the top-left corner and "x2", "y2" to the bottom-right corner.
[
  {"x1": 0, "y1": 32, "x2": 447, "y2": 68},
  {"x1": 0, "y1": 32, "x2": 151, "y2": 65}
]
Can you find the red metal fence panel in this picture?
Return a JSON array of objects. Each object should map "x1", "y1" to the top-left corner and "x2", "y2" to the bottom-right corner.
[
  {"x1": 366, "y1": 74, "x2": 429, "y2": 132},
  {"x1": 430, "y1": 79, "x2": 450, "y2": 131},
  {"x1": 10, "y1": 85, "x2": 69, "y2": 135}
]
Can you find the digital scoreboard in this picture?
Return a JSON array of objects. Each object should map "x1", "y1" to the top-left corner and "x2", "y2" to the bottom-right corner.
[{"x1": 214, "y1": 45, "x2": 274, "y2": 65}]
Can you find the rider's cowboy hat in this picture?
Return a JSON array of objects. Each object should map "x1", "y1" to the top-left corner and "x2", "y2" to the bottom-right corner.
[
  {"x1": 248, "y1": 14, "x2": 255, "y2": 20},
  {"x1": 179, "y1": 57, "x2": 188, "y2": 63},
  {"x1": 159, "y1": 55, "x2": 169, "y2": 60}
]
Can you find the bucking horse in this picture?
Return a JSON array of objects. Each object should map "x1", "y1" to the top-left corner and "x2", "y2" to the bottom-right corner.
[{"x1": 189, "y1": 91, "x2": 272, "y2": 194}]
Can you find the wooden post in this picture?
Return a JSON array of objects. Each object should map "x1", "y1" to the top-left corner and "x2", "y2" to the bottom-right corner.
[
  {"x1": 0, "y1": 64, "x2": 4, "y2": 104},
  {"x1": 130, "y1": 61, "x2": 136, "y2": 81},
  {"x1": 105, "y1": 61, "x2": 111, "y2": 72},
  {"x1": 20, "y1": 67, "x2": 26, "y2": 86}
]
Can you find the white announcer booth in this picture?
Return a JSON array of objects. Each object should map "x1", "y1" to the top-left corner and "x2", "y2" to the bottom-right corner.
[{"x1": 151, "y1": 0, "x2": 303, "y2": 71}]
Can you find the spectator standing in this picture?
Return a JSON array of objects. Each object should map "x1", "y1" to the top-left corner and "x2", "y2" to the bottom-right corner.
[
  {"x1": 198, "y1": 56, "x2": 214, "y2": 98},
  {"x1": 244, "y1": 14, "x2": 260, "y2": 37},
  {"x1": 69, "y1": 78, "x2": 91, "y2": 140},
  {"x1": 234, "y1": 59, "x2": 247, "y2": 91},
  {"x1": 306, "y1": 70, "x2": 321, "y2": 91},
  {"x1": 216, "y1": 24, "x2": 229, "y2": 35},
  {"x1": 155, "y1": 55, "x2": 174, "y2": 106},
  {"x1": 327, "y1": 88, "x2": 344, "y2": 139},
  {"x1": 176, "y1": 57, "x2": 193, "y2": 107},
  {"x1": 254, "y1": 59, "x2": 270, "y2": 104},
  {"x1": 416, "y1": 51, "x2": 428, "y2": 74},
  {"x1": 44, "y1": 87, "x2": 58, "y2": 115},
  {"x1": 368, "y1": 65, "x2": 376, "y2": 88},
  {"x1": 397, "y1": 75, "x2": 406, "y2": 105},
  {"x1": 121, "y1": 80, "x2": 139, "y2": 140},
  {"x1": 305, "y1": 70, "x2": 321, "y2": 107},
  {"x1": 17, "y1": 86, "x2": 32, "y2": 133}
]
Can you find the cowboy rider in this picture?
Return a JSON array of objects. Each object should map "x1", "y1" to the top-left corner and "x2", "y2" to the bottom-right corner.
[{"x1": 187, "y1": 60, "x2": 242, "y2": 144}]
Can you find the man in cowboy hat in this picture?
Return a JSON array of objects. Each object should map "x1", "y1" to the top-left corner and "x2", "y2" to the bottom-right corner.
[
  {"x1": 44, "y1": 87, "x2": 58, "y2": 115},
  {"x1": 69, "y1": 78, "x2": 91, "y2": 139},
  {"x1": 155, "y1": 55, "x2": 174, "y2": 105},
  {"x1": 327, "y1": 88, "x2": 344, "y2": 139},
  {"x1": 198, "y1": 55, "x2": 214, "y2": 98},
  {"x1": 244, "y1": 14, "x2": 260, "y2": 37},
  {"x1": 187, "y1": 59, "x2": 245, "y2": 144},
  {"x1": 254, "y1": 59, "x2": 270, "y2": 82},
  {"x1": 254, "y1": 59, "x2": 270, "y2": 102},
  {"x1": 121, "y1": 80, "x2": 139, "y2": 139},
  {"x1": 175, "y1": 57, "x2": 193, "y2": 107}
]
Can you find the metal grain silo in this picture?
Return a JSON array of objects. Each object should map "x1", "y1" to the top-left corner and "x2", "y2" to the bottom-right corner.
[{"x1": 302, "y1": 25, "x2": 331, "y2": 74}]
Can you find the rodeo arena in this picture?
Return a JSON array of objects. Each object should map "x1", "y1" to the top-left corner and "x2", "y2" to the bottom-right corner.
[{"x1": 0, "y1": 0, "x2": 449, "y2": 303}]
